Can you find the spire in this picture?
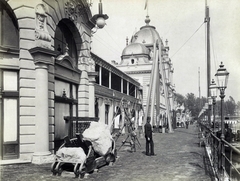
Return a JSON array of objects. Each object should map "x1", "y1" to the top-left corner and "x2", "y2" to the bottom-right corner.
[
  {"x1": 165, "y1": 39, "x2": 168, "y2": 46},
  {"x1": 126, "y1": 36, "x2": 129, "y2": 46}
]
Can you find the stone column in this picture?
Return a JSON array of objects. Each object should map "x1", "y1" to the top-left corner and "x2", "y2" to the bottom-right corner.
[
  {"x1": 29, "y1": 47, "x2": 57, "y2": 164},
  {"x1": 109, "y1": 71, "x2": 111, "y2": 89},
  {"x1": 99, "y1": 66, "x2": 102, "y2": 85},
  {"x1": 88, "y1": 72, "x2": 98, "y2": 117}
]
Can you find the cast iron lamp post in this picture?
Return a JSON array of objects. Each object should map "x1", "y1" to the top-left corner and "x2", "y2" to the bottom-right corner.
[
  {"x1": 209, "y1": 79, "x2": 218, "y2": 172},
  {"x1": 204, "y1": 103, "x2": 209, "y2": 125},
  {"x1": 215, "y1": 62, "x2": 229, "y2": 177}
]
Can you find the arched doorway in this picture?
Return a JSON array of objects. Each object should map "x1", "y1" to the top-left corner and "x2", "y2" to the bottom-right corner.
[{"x1": 53, "y1": 19, "x2": 82, "y2": 151}]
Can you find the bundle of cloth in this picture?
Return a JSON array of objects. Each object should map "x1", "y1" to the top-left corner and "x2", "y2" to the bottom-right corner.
[
  {"x1": 83, "y1": 122, "x2": 113, "y2": 156},
  {"x1": 55, "y1": 122, "x2": 112, "y2": 163},
  {"x1": 56, "y1": 147, "x2": 86, "y2": 163}
]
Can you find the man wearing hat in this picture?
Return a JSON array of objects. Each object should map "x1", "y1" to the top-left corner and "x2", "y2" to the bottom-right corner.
[{"x1": 144, "y1": 116, "x2": 156, "y2": 156}]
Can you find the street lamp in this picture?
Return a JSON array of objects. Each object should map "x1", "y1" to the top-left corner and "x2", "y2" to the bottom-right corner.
[
  {"x1": 208, "y1": 96, "x2": 213, "y2": 126},
  {"x1": 215, "y1": 62, "x2": 229, "y2": 176},
  {"x1": 209, "y1": 79, "x2": 218, "y2": 171},
  {"x1": 91, "y1": 0, "x2": 109, "y2": 29},
  {"x1": 210, "y1": 79, "x2": 217, "y2": 133},
  {"x1": 204, "y1": 103, "x2": 208, "y2": 125}
]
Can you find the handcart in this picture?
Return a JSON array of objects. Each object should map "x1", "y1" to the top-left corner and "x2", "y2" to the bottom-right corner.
[{"x1": 51, "y1": 133, "x2": 117, "y2": 178}]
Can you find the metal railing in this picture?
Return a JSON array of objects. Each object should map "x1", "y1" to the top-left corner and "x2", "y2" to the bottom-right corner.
[{"x1": 198, "y1": 121, "x2": 240, "y2": 181}]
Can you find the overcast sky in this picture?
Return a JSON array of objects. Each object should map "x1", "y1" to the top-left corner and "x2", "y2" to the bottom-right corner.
[{"x1": 90, "y1": 0, "x2": 240, "y2": 103}]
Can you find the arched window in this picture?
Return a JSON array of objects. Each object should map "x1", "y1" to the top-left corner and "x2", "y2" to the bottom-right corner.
[
  {"x1": 54, "y1": 20, "x2": 78, "y2": 63},
  {"x1": 131, "y1": 59, "x2": 135, "y2": 64},
  {"x1": 0, "y1": 1, "x2": 19, "y2": 49}
]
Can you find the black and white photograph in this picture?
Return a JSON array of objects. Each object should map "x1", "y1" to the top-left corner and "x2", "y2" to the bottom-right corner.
[{"x1": 0, "y1": 0, "x2": 239, "y2": 180}]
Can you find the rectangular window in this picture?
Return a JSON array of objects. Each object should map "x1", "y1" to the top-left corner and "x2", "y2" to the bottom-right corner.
[
  {"x1": 55, "y1": 103, "x2": 70, "y2": 140},
  {"x1": 55, "y1": 79, "x2": 70, "y2": 97},
  {"x1": 101, "y1": 67, "x2": 109, "y2": 88},
  {"x1": 3, "y1": 71, "x2": 18, "y2": 91},
  {"x1": 72, "y1": 84, "x2": 77, "y2": 99},
  {"x1": 3, "y1": 99, "x2": 17, "y2": 142},
  {"x1": 105, "y1": 104, "x2": 109, "y2": 125}
]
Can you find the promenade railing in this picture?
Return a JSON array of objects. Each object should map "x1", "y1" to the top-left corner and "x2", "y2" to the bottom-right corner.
[{"x1": 198, "y1": 121, "x2": 240, "y2": 181}]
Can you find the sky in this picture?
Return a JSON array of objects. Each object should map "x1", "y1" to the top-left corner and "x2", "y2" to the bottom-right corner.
[{"x1": 90, "y1": 0, "x2": 240, "y2": 103}]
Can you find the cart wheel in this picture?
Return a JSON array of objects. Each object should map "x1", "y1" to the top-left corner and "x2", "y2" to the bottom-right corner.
[
  {"x1": 105, "y1": 154, "x2": 111, "y2": 164},
  {"x1": 112, "y1": 149, "x2": 117, "y2": 162},
  {"x1": 56, "y1": 162, "x2": 63, "y2": 176},
  {"x1": 74, "y1": 163, "x2": 80, "y2": 178},
  {"x1": 79, "y1": 170, "x2": 85, "y2": 179},
  {"x1": 51, "y1": 162, "x2": 58, "y2": 175}
]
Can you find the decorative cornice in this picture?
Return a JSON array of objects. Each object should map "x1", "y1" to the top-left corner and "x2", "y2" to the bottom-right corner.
[
  {"x1": 124, "y1": 70, "x2": 151, "y2": 74},
  {"x1": 29, "y1": 47, "x2": 58, "y2": 65}
]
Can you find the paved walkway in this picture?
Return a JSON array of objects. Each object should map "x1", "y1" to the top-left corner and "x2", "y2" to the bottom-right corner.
[{"x1": 0, "y1": 123, "x2": 214, "y2": 181}]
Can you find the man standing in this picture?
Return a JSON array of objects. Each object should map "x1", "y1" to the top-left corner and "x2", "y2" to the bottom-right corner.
[{"x1": 144, "y1": 117, "x2": 155, "y2": 156}]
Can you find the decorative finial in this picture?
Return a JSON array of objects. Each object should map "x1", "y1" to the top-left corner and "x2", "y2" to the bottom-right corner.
[
  {"x1": 220, "y1": 61, "x2": 223, "y2": 67},
  {"x1": 62, "y1": 89, "x2": 67, "y2": 98},
  {"x1": 134, "y1": 34, "x2": 138, "y2": 40},
  {"x1": 126, "y1": 36, "x2": 128, "y2": 46},
  {"x1": 145, "y1": 15, "x2": 150, "y2": 25},
  {"x1": 165, "y1": 39, "x2": 168, "y2": 46}
]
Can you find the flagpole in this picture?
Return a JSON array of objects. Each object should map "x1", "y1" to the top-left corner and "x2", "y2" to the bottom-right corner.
[{"x1": 144, "y1": 0, "x2": 149, "y2": 15}]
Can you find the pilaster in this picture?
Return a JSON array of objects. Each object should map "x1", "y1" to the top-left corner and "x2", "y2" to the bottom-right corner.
[
  {"x1": 88, "y1": 72, "x2": 98, "y2": 117},
  {"x1": 29, "y1": 47, "x2": 57, "y2": 164}
]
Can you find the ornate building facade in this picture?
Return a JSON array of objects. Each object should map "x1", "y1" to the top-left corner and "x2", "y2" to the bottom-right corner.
[
  {"x1": 116, "y1": 16, "x2": 175, "y2": 127},
  {"x1": 0, "y1": 0, "x2": 96, "y2": 163},
  {"x1": 0, "y1": 0, "x2": 142, "y2": 164}
]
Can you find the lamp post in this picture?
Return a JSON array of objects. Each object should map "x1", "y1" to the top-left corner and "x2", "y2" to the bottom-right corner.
[
  {"x1": 215, "y1": 62, "x2": 229, "y2": 176},
  {"x1": 204, "y1": 103, "x2": 209, "y2": 125},
  {"x1": 209, "y1": 79, "x2": 218, "y2": 171}
]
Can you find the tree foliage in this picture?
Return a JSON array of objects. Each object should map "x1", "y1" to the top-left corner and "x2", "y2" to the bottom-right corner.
[{"x1": 174, "y1": 93, "x2": 239, "y2": 119}]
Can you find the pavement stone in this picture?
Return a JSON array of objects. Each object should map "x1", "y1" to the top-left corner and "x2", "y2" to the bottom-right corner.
[{"x1": 0, "y1": 123, "x2": 214, "y2": 181}]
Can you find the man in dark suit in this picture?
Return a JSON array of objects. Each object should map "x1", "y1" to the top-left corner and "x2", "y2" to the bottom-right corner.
[{"x1": 144, "y1": 116, "x2": 155, "y2": 156}]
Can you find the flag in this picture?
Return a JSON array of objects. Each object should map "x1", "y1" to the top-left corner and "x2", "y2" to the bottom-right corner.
[{"x1": 144, "y1": 0, "x2": 148, "y2": 10}]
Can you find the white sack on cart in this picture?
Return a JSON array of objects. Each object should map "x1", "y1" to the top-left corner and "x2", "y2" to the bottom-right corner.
[
  {"x1": 82, "y1": 122, "x2": 112, "y2": 156},
  {"x1": 56, "y1": 147, "x2": 86, "y2": 163}
]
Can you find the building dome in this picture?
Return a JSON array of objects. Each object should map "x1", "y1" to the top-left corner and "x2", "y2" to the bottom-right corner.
[
  {"x1": 131, "y1": 16, "x2": 161, "y2": 46},
  {"x1": 122, "y1": 43, "x2": 149, "y2": 56}
]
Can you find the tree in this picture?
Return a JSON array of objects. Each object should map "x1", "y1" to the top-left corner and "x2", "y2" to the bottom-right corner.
[
  {"x1": 185, "y1": 93, "x2": 196, "y2": 115},
  {"x1": 175, "y1": 93, "x2": 185, "y2": 106},
  {"x1": 224, "y1": 98, "x2": 236, "y2": 116}
]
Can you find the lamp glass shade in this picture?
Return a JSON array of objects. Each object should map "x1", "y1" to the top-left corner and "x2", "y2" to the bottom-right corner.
[
  {"x1": 208, "y1": 97, "x2": 213, "y2": 105},
  {"x1": 215, "y1": 62, "x2": 229, "y2": 89},
  {"x1": 96, "y1": 17, "x2": 105, "y2": 28},
  {"x1": 209, "y1": 79, "x2": 217, "y2": 98}
]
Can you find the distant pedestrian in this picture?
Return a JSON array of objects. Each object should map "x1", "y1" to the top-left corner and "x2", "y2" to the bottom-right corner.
[
  {"x1": 144, "y1": 116, "x2": 155, "y2": 156},
  {"x1": 186, "y1": 121, "x2": 189, "y2": 129}
]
